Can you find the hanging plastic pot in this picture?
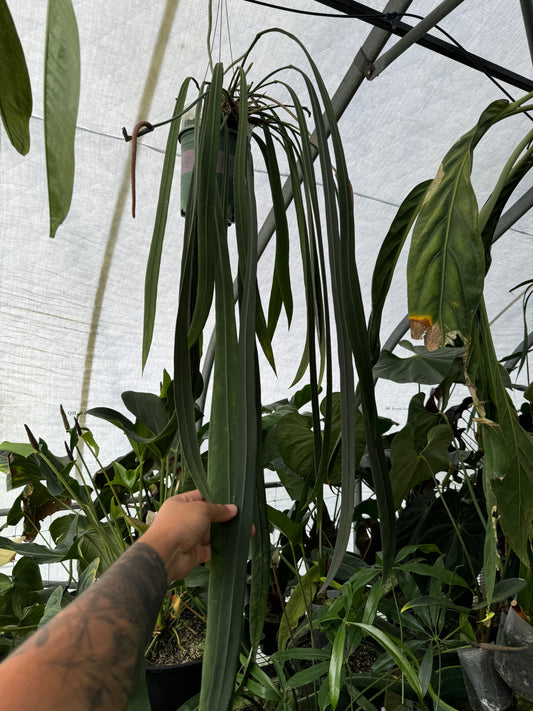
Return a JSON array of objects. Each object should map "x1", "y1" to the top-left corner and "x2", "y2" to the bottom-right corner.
[
  {"x1": 494, "y1": 608, "x2": 533, "y2": 701},
  {"x1": 458, "y1": 647, "x2": 512, "y2": 711},
  {"x1": 179, "y1": 120, "x2": 237, "y2": 224}
]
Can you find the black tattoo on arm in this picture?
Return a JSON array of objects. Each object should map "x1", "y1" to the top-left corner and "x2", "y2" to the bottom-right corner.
[{"x1": 14, "y1": 542, "x2": 167, "y2": 711}]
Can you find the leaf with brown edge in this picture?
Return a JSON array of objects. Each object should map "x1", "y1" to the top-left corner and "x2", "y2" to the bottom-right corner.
[{"x1": 407, "y1": 100, "x2": 511, "y2": 350}]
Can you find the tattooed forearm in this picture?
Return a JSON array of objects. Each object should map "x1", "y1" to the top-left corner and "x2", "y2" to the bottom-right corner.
[
  {"x1": 6, "y1": 542, "x2": 167, "y2": 711},
  {"x1": 0, "y1": 491, "x2": 238, "y2": 711}
]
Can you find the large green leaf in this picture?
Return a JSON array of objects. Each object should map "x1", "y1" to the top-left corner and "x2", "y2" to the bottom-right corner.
[
  {"x1": 329, "y1": 622, "x2": 346, "y2": 710},
  {"x1": 0, "y1": 515, "x2": 80, "y2": 564},
  {"x1": 44, "y1": 0, "x2": 80, "y2": 237},
  {"x1": 0, "y1": 0, "x2": 32, "y2": 154},
  {"x1": 389, "y1": 393, "x2": 451, "y2": 508},
  {"x1": 407, "y1": 100, "x2": 511, "y2": 350},
  {"x1": 276, "y1": 412, "x2": 315, "y2": 480},
  {"x1": 374, "y1": 341, "x2": 466, "y2": 385},
  {"x1": 38, "y1": 585, "x2": 63, "y2": 628},
  {"x1": 390, "y1": 425, "x2": 453, "y2": 509},
  {"x1": 396, "y1": 490, "x2": 485, "y2": 589},
  {"x1": 121, "y1": 391, "x2": 169, "y2": 436}
]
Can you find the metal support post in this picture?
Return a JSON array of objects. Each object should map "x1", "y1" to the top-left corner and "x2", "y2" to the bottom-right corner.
[{"x1": 367, "y1": 0, "x2": 466, "y2": 79}]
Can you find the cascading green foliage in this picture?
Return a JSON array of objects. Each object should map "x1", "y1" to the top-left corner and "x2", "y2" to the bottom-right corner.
[
  {"x1": 405, "y1": 90, "x2": 533, "y2": 601},
  {"x1": 142, "y1": 28, "x2": 393, "y2": 710}
]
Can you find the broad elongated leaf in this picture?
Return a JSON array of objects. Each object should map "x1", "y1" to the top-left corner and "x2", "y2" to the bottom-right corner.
[
  {"x1": 407, "y1": 100, "x2": 511, "y2": 350},
  {"x1": 0, "y1": 0, "x2": 32, "y2": 154},
  {"x1": 13, "y1": 555, "x2": 42, "y2": 591},
  {"x1": 389, "y1": 392, "x2": 451, "y2": 508},
  {"x1": 0, "y1": 515, "x2": 81, "y2": 563},
  {"x1": 44, "y1": 0, "x2": 80, "y2": 237},
  {"x1": 267, "y1": 505, "x2": 306, "y2": 543},
  {"x1": 0, "y1": 442, "x2": 35, "y2": 459},
  {"x1": 483, "y1": 397, "x2": 533, "y2": 566},
  {"x1": 121, "y1": 391, "x2": 169, "y2": 435},
  {"x1": 249, "y1": 465, "x2": 270, "y2": 655}
]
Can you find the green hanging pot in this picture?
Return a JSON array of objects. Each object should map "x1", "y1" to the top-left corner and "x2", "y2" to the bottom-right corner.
[{"x1": 179, "y1": 122, "x2": 237, "y2": 224}]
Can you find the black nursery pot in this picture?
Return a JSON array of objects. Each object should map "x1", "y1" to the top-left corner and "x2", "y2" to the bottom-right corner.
[{"x1": 146, "y1": 659, "x2": 202, "y2": 711}]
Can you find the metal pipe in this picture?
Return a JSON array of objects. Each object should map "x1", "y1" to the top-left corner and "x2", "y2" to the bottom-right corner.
[
  {"x1": 520, "y1": 0, "x2": 533, "y2": 67},
  {"x1": 368, "y1": 0, "x2": 466, "y2": 80},
  {"x1": 314, "y1": 0, "x2": 533, "y2": 92},
  {"x1": 493, "y1": 185, "x2": 533, "y2": 242}
]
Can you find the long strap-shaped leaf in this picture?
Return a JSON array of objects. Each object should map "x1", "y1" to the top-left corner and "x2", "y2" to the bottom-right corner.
[
  {"x1": 173, "y1": 200, "x2": 211, "y2": 500},
  {"x1": 44, "y1": 0, "x2": 80, "y2": 237},
  {"x1": 187, "y1": 65, "x2": 224, "y2": 345},
  {"x1": 253, "y1": 129, "x2": 293, "y2": 335},
  {"x1": 283, "y1": 84, "x2": 333, "y2": 505},
  {"x1": 199, "y1": 68, "x2": 259, "y2": 711},
  {"x1": 143, "y1": 81, "x2": 192, "y2": 368},
  {"x1": 368, "y1": 180, "x2": 432, "y2": 363},
  {"x1": 283, "y1": 43, "x2": 395, "y2": 579}
]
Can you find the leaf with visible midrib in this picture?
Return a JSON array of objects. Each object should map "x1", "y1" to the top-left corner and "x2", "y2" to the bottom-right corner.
[
  {"x1": 44, "y1": 0, "x2": 80, "y2": 237},
  {"x1": 0, "y1": 0, "x2": 32, "y2": 155},
  {"x1": 407, "y1": 100, "x2": 510, "y2": 349}
]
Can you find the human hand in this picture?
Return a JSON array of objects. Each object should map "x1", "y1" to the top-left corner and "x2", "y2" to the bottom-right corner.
[{"x1": 140, "y1": 490, "x2": 238, "y2": 582}]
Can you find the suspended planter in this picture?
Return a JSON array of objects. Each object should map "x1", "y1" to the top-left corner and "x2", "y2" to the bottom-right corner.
[{"x1": 179, "y1": 111, "x2": 237, "y2": 224}]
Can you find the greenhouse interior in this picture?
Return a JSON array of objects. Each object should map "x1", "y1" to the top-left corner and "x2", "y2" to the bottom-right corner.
[{"x1": 1, "y1": 0, "x2": 533, "y2": 709}]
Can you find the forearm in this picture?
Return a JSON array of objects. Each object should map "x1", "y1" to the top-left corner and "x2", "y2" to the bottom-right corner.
[{"x1": 0, "y1": 542, "x2": 167, "y2": 711}]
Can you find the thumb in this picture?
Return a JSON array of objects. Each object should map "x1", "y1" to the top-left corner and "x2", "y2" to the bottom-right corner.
[{"x1": 205, "y1": 502, "x2": 238, "y2": 524}]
